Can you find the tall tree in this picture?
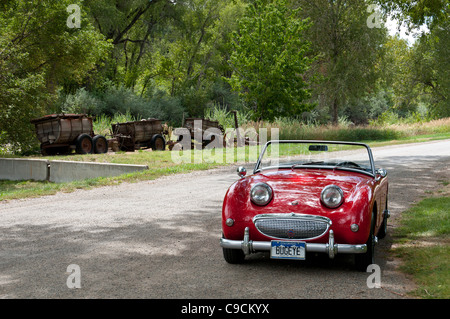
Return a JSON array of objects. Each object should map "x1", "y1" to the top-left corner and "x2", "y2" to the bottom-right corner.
[
  {"x1": 410, "y1": 21, "x2": 449, "y2": 117},
  {"x1": 227, "y1": 0, "x2": 313, "y2": 121},
  {"x1": 377, "y1": 0, "x2": 449, "y2": 118},
  {"x1": 84, "y1": 0, "x2": 177, "y2": 89},
  {"x1": 377, "y1": 0, "x2": 448, "y2": 27},
  {"x1": 144, "y1": 0, "x2": 244, "y2": 116},
  {"x1": 296, "y1": 0, "x2": 387, "y2": 124}
]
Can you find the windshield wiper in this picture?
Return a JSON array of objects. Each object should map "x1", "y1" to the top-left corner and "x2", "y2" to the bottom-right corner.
[
  {"x1": 332, "y1": 162, "x2": 372, "y2": 173},
  {"x1": 291, "y1": 161, "x2": 325, "y2": 169}
]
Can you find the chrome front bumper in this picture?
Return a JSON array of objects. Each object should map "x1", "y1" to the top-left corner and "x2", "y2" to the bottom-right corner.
[{"x1": 220, "y1": 227, "x2": 367, "y2": 259}]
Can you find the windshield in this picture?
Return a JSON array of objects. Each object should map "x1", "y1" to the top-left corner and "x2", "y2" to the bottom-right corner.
[{"x1": 255, "y1": 141, "x2": 375, "y2": 176}]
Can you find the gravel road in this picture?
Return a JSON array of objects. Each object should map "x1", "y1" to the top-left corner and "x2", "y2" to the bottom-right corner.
[{"x1": 0, "y1": 139, "x2": 449, "y2": 299}]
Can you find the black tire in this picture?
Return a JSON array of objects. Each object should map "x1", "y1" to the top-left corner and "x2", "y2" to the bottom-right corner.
[
  {"x1": 75, "y1": 134, "x2": 93, "y2": 154},
  {"x1": 93, "y1": 135, "x2": 108, "y2": 154},
  {"x1": 355, "y1": 211, "x2": 376, "y2": 271},
  {"x1": 378, "y1": 199, "x2": 388, "y2": 240},
  {"x1": 223, "y1": 247, "x2": 245, "y2": 264},
  {"x1": 150, "y1": 134, "x2": 166, "y2": 151}
]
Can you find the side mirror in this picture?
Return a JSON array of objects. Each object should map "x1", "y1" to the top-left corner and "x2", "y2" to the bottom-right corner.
[
  {"x1": 375, "y1": 168, "x2": 387, "y2": 181},
  {"x1": 237, "y1": 166, "x2": 247, "y2": 178}
]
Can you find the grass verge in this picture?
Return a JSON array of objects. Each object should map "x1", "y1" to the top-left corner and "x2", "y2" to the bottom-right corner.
[
  {"x1": 392, "y1": 182, "x2": 450, "y2": 299},
  {"x1": 0, "y1": 160, "x2": 222, "y2": 201}
]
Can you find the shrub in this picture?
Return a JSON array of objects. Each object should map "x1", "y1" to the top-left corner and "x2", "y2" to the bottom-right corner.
[
  {"x1": 58, "y1": 85, "x2": 185, "y2": 126},
  {"x1": 93, "y1": 111, "x2": 139, "y2": 137},
  {"x1": 60, "y1": 87, "x2": 105, "y2": 115},
  {"x1": 147, "y1": 90, "x2": 184, "y2": 126},
  {"x1": 204, "y1": 103, "x2": 251, "y2": 129}
]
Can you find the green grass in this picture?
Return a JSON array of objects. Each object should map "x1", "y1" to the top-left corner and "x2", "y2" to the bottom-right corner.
[
  {"x1": 396, "y1": 197, "x2": 450, "y2": 239},
  {"x1": 243, "y1": 117, "x2": 450, "y2": 142},
  {"x1": 393, "y1": 187, "x2": 450, "y2": 299}
]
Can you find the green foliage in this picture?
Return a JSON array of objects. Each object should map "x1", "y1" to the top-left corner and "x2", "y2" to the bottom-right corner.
[
  {"x1": 369, "y1": 110, "x2": 429, "y2": 126},
  {"x1": 412, "y1": 21, "x2": 450, "y2": 118},
  {"x1": 204, "y1": 103, "x2": 251, "y2": 129},
  {"x1": 93, "y1": 111, "x2": 139, "y2": 137},
  {"x1": 60, "y1": 87, "x2": 104, "y2": 115},
  {"x1": 58, "y1": 85, "x2": 185, "y2": 126},
  {"x1": 377, "y1": 0, "x2": 448, "y2": 27},
  {"x1": 298, "y1": 0, "x2": 387, "y2": 124},
  {"x1": 377, "y1": 0, "x2": 449, "y2": 119},
  {"x1": 0, "y1": 0, "x2": 111, "y2": 154},
  {"x1": 0, "y1": 0, "x2": 448, "y2": 154},
  {"x1": 146, "y1": 90, "x2": 184, "y2": 126},
  {"x1": 343, "y1": 89, "x2": 394, "y2": 125},
  {"x1": 227, "y1": 0, "x2": 313, "y2": 121}
]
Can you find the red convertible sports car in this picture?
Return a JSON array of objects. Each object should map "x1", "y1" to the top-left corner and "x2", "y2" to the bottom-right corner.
[{"x1": 220, "y1": 140, "x2": 389, "y2": 271}]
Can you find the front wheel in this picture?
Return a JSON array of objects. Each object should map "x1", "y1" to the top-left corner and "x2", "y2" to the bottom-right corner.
[
  {"x1": 377, "y1": 199, "x2": 388, "y2": 240},
  {"x1": 355, "y1": 212, "x2": 376, "y2": 271},
  {"x1": 223, "y1": 247, "x2": 245, "y2": 264}
]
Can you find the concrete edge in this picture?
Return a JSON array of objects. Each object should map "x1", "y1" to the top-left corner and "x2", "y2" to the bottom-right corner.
[{"x1": 0, "y1": 158, "x2": 149, "y2": 183}]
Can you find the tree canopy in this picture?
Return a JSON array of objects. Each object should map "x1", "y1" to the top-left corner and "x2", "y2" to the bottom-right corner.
[
  {"x1": 0, "y1": 0, "x2": 448, "y2": 153},
  {"x1": 226, "y1": 0, "x2": 313, "y2": 121}
]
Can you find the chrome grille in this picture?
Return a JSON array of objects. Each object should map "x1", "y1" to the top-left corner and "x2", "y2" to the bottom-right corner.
[{"x1": 253, "y1": 214, "x2": 330, "y2": 240}]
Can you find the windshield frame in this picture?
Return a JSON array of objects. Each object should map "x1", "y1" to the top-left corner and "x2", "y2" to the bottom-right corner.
[{"x1": 253, "y1": 140, "x2": 376, "y2": 177}]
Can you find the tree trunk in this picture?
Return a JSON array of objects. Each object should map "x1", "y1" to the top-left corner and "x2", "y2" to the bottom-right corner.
[{"x1": 332, "y1": 97, "x2": 338, "y2": 125}]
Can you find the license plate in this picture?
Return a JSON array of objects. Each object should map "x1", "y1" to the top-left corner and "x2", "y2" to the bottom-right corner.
[{"x1": 271, "y1": 241, "x2": 306, "y2": 260}]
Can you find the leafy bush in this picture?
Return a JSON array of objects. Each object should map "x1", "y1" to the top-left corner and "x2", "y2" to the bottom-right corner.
[
  {"x1": 369, "y1": 110, "x2": 432, "y2": 126},
  {"x1": 204, "y1": 103, "x2": 251, "y2": 129},
  {"x1": 100, "y1": 86, "x2": 151, "y2": 118},
  {"x1": 93, "y1": 111, "x2": 139, "y2": 137},
  {"x1": 58, "y1": 85, "x2": 185, "y2": 126},
  {"x1": 61, "y1": 87, "x2": 104, "y2": 115},
  {"x1": 147, "y1": 90, "x2": 184, "y2": 126}
]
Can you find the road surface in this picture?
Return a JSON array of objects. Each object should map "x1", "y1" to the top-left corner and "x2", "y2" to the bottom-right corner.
[{"x1": 0, "y1": 139, "x2": 449, "y2": 299}]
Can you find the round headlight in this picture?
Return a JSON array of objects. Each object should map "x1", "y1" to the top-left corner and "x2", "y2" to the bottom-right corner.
[
  {"x1": 250, "y1": 183, "x2": 273, "y2": 206},
  {"x1": 320, "y1": 185, "x2": 344, "y2": 208}
]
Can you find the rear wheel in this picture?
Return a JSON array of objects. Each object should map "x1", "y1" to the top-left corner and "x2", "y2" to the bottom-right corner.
[
  {"x1": 93, "y1": 135, "x2": 108, "y2": 154},
  {"x1": 76, "y1": 134, "x2": 93, "y2": 154}
]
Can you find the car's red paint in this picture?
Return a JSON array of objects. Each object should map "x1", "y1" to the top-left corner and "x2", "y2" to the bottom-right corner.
[{"x1": 222, "y1": 167, "x2": 388, "y2": 246}]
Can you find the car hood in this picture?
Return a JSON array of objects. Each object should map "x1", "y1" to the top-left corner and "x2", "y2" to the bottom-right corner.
[{"x1": 245, "y1": 168, "x2": 373, "y2": 214}]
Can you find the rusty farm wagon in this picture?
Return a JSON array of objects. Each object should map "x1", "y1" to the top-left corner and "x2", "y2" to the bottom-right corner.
[
  {"x1": 174, "y1": 118, "x2": 224, "y2": 149},
  {"x1": 31, "y1": 114, "x2": 108, "y2": 156},
  {"x1": 111, "y1": 119, "x2": 166, "y2": 152}
]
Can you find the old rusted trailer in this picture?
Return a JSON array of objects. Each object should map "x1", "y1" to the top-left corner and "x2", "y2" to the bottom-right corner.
[
  {"x1": 174, "y1": 118, "x2": 224, "y2": 149},
  {"x1": 111, "y1": 119, "x2": 166, "y2": 152},
  {"x1": 30, "y1": 114, "x2": 108, "y2": 155}
]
